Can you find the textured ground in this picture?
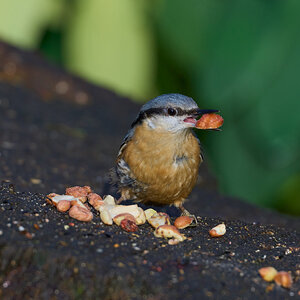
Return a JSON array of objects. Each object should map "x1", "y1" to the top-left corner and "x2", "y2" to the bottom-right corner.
[{"x1": 0, "y1": 41, "x2": 299, "y2": 299}]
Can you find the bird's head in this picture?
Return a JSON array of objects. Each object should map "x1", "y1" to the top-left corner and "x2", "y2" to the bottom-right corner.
[{"x1": 131, "y1": 93, "x2": 218, "y2": 133}]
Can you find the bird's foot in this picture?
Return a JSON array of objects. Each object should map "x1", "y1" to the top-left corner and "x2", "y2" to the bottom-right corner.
[{"x1": 179, "y1": 206, "x2": 198, "y2": 225}]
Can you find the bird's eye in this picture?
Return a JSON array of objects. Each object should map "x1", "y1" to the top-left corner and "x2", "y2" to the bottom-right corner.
[{"x1": 167, "y1": 108, "x2": 177, "y2": 116}]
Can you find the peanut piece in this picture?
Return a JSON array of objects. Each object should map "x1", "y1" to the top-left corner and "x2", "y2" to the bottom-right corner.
[
  {"x1": 209, "y1": 224, "x2": 226, "y2": 237},
  {"x1": 195, "y1": 113, "x2": 223, "y2": 129},
  {"x1": 148, "y1": 212, "x2": 171, "y2": 228},
  {"x1": 70, "y1": 199, "x2": 86, "y2": 208},
  {"x1": 136, "y1": 207, "x2": 146, "y2": 225},
  {"x1": 258, "y1": 267, "x2": 278, "y2": 282},
  {"x1": 174, "y1": 216, "x2": 193, "y2": 229},
  {"x1": 113, "y1": 213, "x2": 136, "y2": 226},
  {"x1": 103, "y1": 195, "x2": 116, "y2": 206},
  {"x1": 100, "y1": 210, "x2": 113, "y2": 225},
  {"x1": 144, "y1": 208, "x2": 157, "y2": 220},
  {"x1": 56, "y1": 200, "x2": 71, "y2": 212},
  {"x1": 109, "y1": 204, "x2": 140, "y2": 219},
  {"x1": 69, "y1": 205, "x2": 93, "y2": 222},
  {"x1": 66, "y1": 186, "x2": 92, "y2": 203},
  {"x1": 168, "y1": 238, "x2": 180, "y2": 245},
  {"x1": 46, "y1": 193, "x2": 59, "y2": 205},
  {"x1": 154, "y1": 225, "x2": 185, "y2": 242},
  {"x1": 274, "y1": 271, "x2": 293, "y2": 288},
  {"x1": 88, "y1": 193, "x2": 104, "y2": 209},
  {"x1": 120, "y1": 219, "x2": 138, "y2": 232}
]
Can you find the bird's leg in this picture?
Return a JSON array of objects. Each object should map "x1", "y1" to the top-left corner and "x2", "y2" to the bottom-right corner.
[{"x1": 178, "y1": 203, "x2": 198, "y2": 225}]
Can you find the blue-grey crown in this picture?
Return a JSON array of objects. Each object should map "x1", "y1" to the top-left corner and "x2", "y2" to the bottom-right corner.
[{"x1": 141, "y1": 93, "x2": 198, "y2": 112}]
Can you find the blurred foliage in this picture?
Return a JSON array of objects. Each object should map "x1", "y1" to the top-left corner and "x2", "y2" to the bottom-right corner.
[
  {"x1": 64, "y1": 0, "x2": 155, "y2": 101},
  {"x1": 0, "y1": 0, "x2": 299, "y2": 214},
  {"x1": 0, "y1": 0, "x2": 64, "y2": 48},
  {"x1": 156, "y1": 0, "x2": 300, "y2": 214}
]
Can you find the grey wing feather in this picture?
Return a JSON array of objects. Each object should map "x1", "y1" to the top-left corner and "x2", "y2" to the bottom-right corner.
[
  {"x1": 113, "y1": 128, "x2": 137, "y2": 189},
  {"x1": 117, "y1": 128, "x2": 135, "y2": 158}
]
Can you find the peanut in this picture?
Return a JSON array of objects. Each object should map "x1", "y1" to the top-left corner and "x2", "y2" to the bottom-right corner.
[
  {"x1": 148, "y1": 212, "x2": 171, "y2": 228},
  {"x1": 144, "y1": 208, "x2": 157, "y2": 220},
  {"x1": 69, "y1": 205, "x2": 93, "y2": 222},
  {"x1": 113, "y1": 213, "x2": 136, "y2": 226},
  {"x1": 258, "y1": 267, "x2": 278, "y2": 282},
  {"x1": 88, "y1": 193, "x2": 104, "y2": 209},
  {"x1": 100, "y1": 210, "x2": 113, "y2": 225},
  {"x1": 174, "y1": 216, "x2": 193, "y2": 229},
  {"x1": 209, "y1": 224, "x2": 226, "y2": 237},
  {"x1": 120, "y1": 219, "x2": 138, "y2": 232},
  {"x1": 274, "y1": 271, "x2": 293, "y2": 289},
  {"x1": 66, "y1": 186, "x2": 92, "y2": 203},
  {"x1": 195, "y1": 113, "x2": 223, "y2": 129},
  {"x1": 136, "y1": 207, "x2": 146, "y2": 225},
  {"x1": 56, "y1": 200, "x2": 71, "y2": 212},
  {"x1": 154, "y1": 225, "x2": 185, "y2": 242}
]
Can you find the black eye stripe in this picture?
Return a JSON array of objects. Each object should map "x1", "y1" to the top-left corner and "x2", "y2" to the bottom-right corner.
[
  {"x1": 131, "y1": 107, "x2": 198, "y2": 128},
  {"x1": 167, "y1": 108, "x2": 177, "y2": 116}
]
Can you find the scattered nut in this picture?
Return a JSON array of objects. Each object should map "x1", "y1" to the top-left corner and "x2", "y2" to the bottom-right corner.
[
  {"x1": 100, "y1": 210, "x2": 113, "y2": 225},
  {"x1": 33, "y1": 224, "x2": 40, "y2": 230},
  {"x1": 154, "y1": 225, "x2": 185, "y2": 242},
  {"x1": 70, "y1": 198, "x2": 87, "y2": 208},
  {"x1": 209, "y1": 223, "x2": 226, "y2": 237},
  {"x1": 97, "y1": 203, "x2": 115, "y2": 213},
  {"x1": 195, "y1": 113, "x2": 224, "y2": 129},
  {"x1": 53, "y1": 195, "x2": 76, "y2": 206},
  {"x1": 120, "y1": 219, "x2": 138, "y2": 232},
  {"x1": 66, "y1": 186, "x2": 92, "y2": 196},
  {"x1": 258, "y1": 267, "x2": 278, "y2": 282},
  {"x1": 274, "y1": 271, "x2": 293, "y2": 289},
  {"x1": 96, "y1": 195, "x2": 118, "y2": 224},
  {"x1": 88, "y1": 193, "x2": 104, "y2": 209},
  {"x1": 148, "y1": 212, "x2": 171, "y2": 228},
  {"x1": 135, "y1": 207, "x2": 146, "y2": 225},
  {"x1": 46, "y1": 194, "x2": 75, "y2": 206},
  {"x1": 69, "y1": 205, "x2": 93, "y2": 222},
  {"x1": 46, "y1": 193, "x2": 59, "y2": 205},
  {"x1": 56, "y1": 200, "x2": 71, "y2": 212},
  {"x1": 66, "y1": 186, "x2": 92, "y2": 203},
  {"x1": 113, "y1": 213, "x2": 136, "y2": 226},
  {"x1": 174, "y1": 216, "x2": 193, "y2": 229},
  {"x1": 168, "y1": 238, "x2": 180, "y2": 245},
  {"x1": 103, "y1": 195, "x2": 116, "y2": 206},
  {"x1": 144, "y1": 208, "x2": 157, "y2": 220},
  {"x1": 82, "y1": 185, "x2": 92, "y2": 194},
  {"x1": 109, "y1": 204, "x2": 141, "y2": 219}
]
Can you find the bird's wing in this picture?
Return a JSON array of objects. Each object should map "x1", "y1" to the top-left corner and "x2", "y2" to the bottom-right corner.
[
  {"x1": 117, "y1": 128, "x2": 135, "y2": 160},
  {"x1": 114, "y1": 128, "x2": 137, "y2": 189},
  {"x1": 192, "y1": 131, "x2": 204, "y2": 163}
]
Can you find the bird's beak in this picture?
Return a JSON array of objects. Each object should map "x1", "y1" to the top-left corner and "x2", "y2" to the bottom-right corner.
[
  {"x1": 194, "y1": 109, "x2": 219, "y2": 116},
  {"x1": 183, "y1": 108, "x2": 219, "y2": 127}
]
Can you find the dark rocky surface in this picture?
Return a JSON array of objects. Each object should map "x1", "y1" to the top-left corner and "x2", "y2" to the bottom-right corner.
[{"x1": 0, "y1": 41, "x2": 299, "y2": 299}]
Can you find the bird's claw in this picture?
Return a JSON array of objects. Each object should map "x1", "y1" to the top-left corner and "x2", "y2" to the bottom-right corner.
[{"x1": 180, "y1": 209, "x2": 198, "y2": 225}]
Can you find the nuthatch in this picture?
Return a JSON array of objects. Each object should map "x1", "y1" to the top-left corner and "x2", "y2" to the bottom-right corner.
[{"x1": 114, "y1": 93, "x2": 218, "y2": 216}]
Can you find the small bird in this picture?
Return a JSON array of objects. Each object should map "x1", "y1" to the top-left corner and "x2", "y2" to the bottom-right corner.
[{"x1": 114, "y1": 93, "x2": 218, "y2": 216}]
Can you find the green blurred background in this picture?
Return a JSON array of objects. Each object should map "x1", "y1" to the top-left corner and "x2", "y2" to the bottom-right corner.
[{"x1": 0, "y1": 0, "x2": 299, "y2": 215}]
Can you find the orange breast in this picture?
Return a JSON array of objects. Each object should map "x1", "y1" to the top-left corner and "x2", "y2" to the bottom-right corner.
[{"x1": 122, "y1": 123, "x2": 201, "y2": 205}]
